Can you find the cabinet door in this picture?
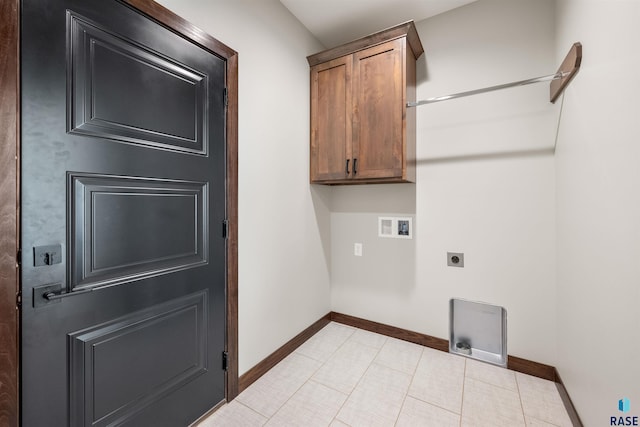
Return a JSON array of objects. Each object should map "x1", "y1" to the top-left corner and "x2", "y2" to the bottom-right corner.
[
  {"x1": 310, "y1": 56, "x2": 352, "y2": 182},
  {"x1": 352, "y1": 39, "x2": 404, "y2": 179}
]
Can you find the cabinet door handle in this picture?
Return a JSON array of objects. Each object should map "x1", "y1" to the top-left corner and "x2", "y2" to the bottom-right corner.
[
  {"x1": 345, "y1": 159, "x2": 350, "y2": 175},
  {"x1": 353, "y1": 158, "x2": 358, "y2": 175}
]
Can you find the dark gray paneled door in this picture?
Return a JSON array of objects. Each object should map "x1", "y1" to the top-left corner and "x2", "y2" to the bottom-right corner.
[{"x1": 21, "y1": 0, "x2": 227, "y2": 425}]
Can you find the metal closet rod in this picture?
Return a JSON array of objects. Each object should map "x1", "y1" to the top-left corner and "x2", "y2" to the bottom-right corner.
[
  {"x1": 407, "y1": 72, "x2": 566, "y2": 107},
  {"x1": 407, "y1": 42, "x2": 583, "y2": 108}
]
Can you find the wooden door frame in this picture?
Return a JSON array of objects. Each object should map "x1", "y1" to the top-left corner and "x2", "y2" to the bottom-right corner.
[
  {"x1": 0, "y1": 0, "x2": 20, "y2": 425},
  {"x1": 0, "y1": 1, "x2": 239, "y2": 425}
]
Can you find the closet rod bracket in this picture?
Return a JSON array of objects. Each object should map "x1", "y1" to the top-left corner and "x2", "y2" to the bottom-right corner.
[{"x1": 550, "y1": 42, "x2": 582, "y2": 103}]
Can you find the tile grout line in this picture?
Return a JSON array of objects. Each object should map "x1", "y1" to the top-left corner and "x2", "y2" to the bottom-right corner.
[
  {"x1": 459, "y1": 359, "x2": 467, "y2": 427},
  {"x1": 529, "y1": 416, "x2": 563, "y2": 427},
  {"x1": 516, "y1": 373, "x2": 570, "y2": 427},
  {"x1": 293, "y1": 323, "x2": 361, "y2": 426},
  {"x1": 205, "y1": 397, "x2": 272, "y2": 423},
  {"x1": 391, "y1": 376, "x2": 412, "y2": 426},
  {"x1": 262, "y1": 377, "x2": 310, "y2": 424},
  {"x1": 376, "y1": 338, "x2": 429, "y2": 377},
  {"x1": 240, "y1": 324, "x2": 356, "y2": 425},
  {"x1": 349, "y1": 329, "x2": 390, "y2": 351},
  {"x1": 331, "y1": 334, "x2": 388, "y2": 425},
  {"x1": 236, "y1": 362, "x2": 304, "y2": 422},
  {"x1": 263, "y1": 359, "x2": 324, "y2": 424},
  {"x1": 514, "y1": 370, "x2": 528, "y2": 425},
  {"x1": 310, "y1": 375, "x2": 352, "y2": 427},
  {"x1": 401, "y1": 347, "x2": 468, "y2": 420},
  {"x1": 408, "y1": 346, "x2": 425, "y2": 377},
  {"x1": 465, "y1": 365, "x2": 520, "y2": 393},
  {"x1": 295, "y1": 322, "x2": 358, "y2": 364},
  {"x1": 268, "y1": 325, "x2": 358, "y2": 424},
  {"x1": 392, "y1": 346, "x2": 425, "y2": 427},
  {"x1": 307, "y1": 378, "x2": 351, "y2": 398},
  {"x1": 234, "y1": 399, "x2": 270, "y2": 424},
  {"x1": 404, "y1": 395, "x2": 464, "y2": 418}
]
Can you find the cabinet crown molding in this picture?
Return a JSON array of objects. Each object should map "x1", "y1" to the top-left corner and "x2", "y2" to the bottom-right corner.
[{"x1": 307, "y1": 20, "x2": 424, "y2": 67}]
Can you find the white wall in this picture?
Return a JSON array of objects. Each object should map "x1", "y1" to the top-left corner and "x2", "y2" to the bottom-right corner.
[
  {"x1": 155, "y1": 0, "x2": 331, "y2": 375},
  {"x1": 555, "y1": 1, "x2": 640, "y2": 425},
  {"x1": 330, "y1": 0, "x2": 559, "y2": 365}
]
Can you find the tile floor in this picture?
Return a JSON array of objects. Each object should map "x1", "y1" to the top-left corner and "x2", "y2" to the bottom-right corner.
[{"x1": 197, "y1": 322, "x2": 572, "y2": 427}]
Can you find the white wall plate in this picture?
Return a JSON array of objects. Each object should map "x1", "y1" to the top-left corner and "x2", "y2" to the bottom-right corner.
[{"x1": 378, "y1": 216, "x2": 413, "y2": 239}]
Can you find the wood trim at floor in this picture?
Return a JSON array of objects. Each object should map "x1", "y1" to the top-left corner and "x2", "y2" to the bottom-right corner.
[
  {"x1": 507, "y1": 354, "x2": 556, "y2": 382},
  {"x1": 330, "y1": 312, "x2": 449, "y2": 352},
  {"x1": 554, "y1": 368, "x2": 584, "y2": 427},
  {"x1": 238, "y1": 313, "x2": 332, "y2": 393}
]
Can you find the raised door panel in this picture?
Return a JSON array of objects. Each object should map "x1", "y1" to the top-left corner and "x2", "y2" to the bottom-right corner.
[
  {"x1": 310, "y1": 56, "x2": 352, "y2": 182},
  {"x1": 69, "y1": 292, "x2": 208, "y2": 426},
  {"x1": 352, "y1": 39, "x2": 404, "y2": 180},
  {"x1": 68, "y1": 174, "x2": 207, "y2": 290},
  {"x1": 67, "y1": 12, "x2": 208, "y2": 154}
]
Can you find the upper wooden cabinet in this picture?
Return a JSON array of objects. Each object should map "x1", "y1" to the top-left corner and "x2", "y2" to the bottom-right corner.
[{"x1": 308, "y1": 22, "x2": 423, "y2": 184}]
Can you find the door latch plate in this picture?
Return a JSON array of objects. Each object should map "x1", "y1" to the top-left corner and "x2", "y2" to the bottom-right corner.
[{"x1": 33, "y1": 283, "x2": 62, "y2": 308}]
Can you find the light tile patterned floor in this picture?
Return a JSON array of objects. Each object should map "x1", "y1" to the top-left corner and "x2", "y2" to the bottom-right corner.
[{"x1": 197, "y1": 322, "x2": 572, "y2": 427}]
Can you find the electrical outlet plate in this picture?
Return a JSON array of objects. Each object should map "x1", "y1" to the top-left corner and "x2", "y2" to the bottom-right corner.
[
  {"x1": 354, "y1": 243, "x2": 363, "y2": 256},
  {"x1": 447, "y1": 252, "x2": 464, "y2": 267}
]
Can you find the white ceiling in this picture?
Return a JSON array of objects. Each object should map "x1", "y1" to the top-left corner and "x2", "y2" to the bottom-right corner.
[{"x1": 279, "y1": 0, "x2": 478, "y2": 48}]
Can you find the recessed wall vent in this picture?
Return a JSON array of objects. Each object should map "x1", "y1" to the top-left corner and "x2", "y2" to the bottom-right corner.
[{"x1": 449, "y1": 298, "x2": 507, "y2": 367}]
